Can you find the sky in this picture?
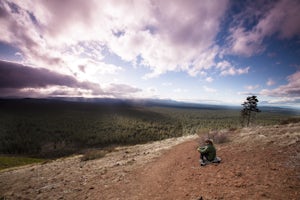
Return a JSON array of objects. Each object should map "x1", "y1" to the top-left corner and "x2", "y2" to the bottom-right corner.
[{"x1": 0, "y1": 0, "x2": 300, "y2": 108}]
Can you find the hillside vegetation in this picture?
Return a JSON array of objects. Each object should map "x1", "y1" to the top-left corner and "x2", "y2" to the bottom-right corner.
[
  {"x1": 0, "y1": 99, "x2": 298, "y2": 158},
  {"x1": 0, "y1": 122, "x2": 299, "y2": 199}
]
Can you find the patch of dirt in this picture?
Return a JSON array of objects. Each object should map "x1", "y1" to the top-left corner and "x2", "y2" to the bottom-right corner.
[{"x1": 1, "y1": 123, "x2": 300, "y2": 200}]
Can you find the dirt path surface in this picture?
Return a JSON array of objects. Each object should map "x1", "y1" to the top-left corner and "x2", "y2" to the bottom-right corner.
[{"x1": 1, "y1": 123, "x2": 300, "y2": 199}]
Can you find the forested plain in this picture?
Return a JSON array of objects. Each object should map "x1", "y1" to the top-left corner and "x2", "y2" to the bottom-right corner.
[{"x1": 0, "y1": 99, "x2": 298, "y2": 158}]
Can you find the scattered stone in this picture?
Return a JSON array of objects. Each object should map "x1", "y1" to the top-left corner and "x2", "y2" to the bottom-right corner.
[{"x1": 235, "y1": 172, "x2": 243, "y2": 177}]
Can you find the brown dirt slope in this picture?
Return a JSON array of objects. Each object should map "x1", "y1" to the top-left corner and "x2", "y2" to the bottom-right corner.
[{"x1": 1, "y1": 123, "x2": 299, "y2": 200}]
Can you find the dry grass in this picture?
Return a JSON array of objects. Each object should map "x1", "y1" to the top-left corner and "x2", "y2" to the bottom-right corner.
[
  {"x1": 212, "y1": 132, "x2": 230, "y2": 144},
  {"x1": 81, "y1": 149, "x2": 108, "y2": 161},
  {"x1": 198, "y1": 129, "x2": 234, "y2": 145},
  {"x1": 280, "y1": 117, "x2": 300, "y2": 125}
]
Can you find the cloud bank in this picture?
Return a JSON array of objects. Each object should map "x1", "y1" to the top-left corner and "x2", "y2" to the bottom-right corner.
[
  {"x1": 261, "y1": 71, "x2": 300, "y2": 99},
  {"x1": 2, "y1": 0, "x2": 297, "y2": 79},
  {"x1": 226, "y1": 0, "x2": 300, "y2": 57},
  {"x1": 0, "y1": 0, "x2": 231, "y2": 79},
  {"x1": 0, "y1": 0, "x2": 299, "y2": 106},
  {"x1": 0, "y1": 60, "x2": 140, "y2": 98}
]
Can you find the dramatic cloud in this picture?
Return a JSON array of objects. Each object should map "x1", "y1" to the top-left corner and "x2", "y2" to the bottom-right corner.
[
  {"x1": 0, "y1": 60, "x2": 140, "y2": 98},
  {"x1": 0, "y1": 0, "x2": 230, "y2": 79},
  {"x1": 226, "y1": 0, "x2": 300, "y2": 56},
  {"x1": 260, "y1": 71, "x2": 300, "y2": 102},
  {"x1": 0, "y1": 1, "x2": 67, "y2": 71},
  {"x1": 0, "y1": 60, "x2": 102, "y2": 93},
  {"x1": 105, "y1": 83, "x2": 142, "y2": 98},
  {"x1": 0, "y1": 0, "x2": 299, "y2": 106}
]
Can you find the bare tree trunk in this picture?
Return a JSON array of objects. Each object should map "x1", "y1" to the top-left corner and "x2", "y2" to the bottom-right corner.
[{"x1": 247, "y1": 111, "x2": 251, "y2": 127}]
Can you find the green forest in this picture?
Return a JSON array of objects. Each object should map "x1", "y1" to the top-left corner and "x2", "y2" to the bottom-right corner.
[{"x1": 0, "y1": 99, "x2": 298, "y2": 158}]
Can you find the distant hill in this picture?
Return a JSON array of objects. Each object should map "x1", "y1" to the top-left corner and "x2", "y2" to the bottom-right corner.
[
  {"x1": 0, "y1": 97, "x2": 298, "y2": 158},
  {"x1": 259, "y1": 106, "x2": 300, "y2": 115},
  {"x1": 0, "y1": 97, "x2": 298, "y2": 114}
]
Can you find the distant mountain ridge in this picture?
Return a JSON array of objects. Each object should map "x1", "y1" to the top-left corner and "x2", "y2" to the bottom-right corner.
[{"x1": 0, "y1": 97, "x2": 299, "y2": 114}]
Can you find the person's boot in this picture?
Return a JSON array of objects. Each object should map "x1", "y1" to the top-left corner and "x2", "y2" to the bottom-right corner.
[{"x1": 199, "y1": 159, "x2": 206, "y2": 166}]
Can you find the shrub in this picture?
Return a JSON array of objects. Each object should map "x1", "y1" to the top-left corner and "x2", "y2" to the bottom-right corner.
[
  {"x1": 280, "y1": 117, "x2": 300, "y2": 125},
  {"x1": 198, "y1": 130, "x2": 230, "y2": 145},
  {"x1": 80, "y1": 149, "x2": 108, "y2": 161},
  {"x1": 80, "y1": 145, "x2": 117, "y2": 161},
  {"x1": 213, "y1": 132, "x2": 230, "y2": 144}
]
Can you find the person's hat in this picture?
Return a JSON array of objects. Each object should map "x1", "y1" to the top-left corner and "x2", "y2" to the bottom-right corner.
[{"x1": 205, "y1": 138, "x2": 213, "y2": 144}]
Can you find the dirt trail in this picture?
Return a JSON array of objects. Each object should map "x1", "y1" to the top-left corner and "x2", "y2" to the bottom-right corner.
[{"x1": 1, "y1": 123, "x2": 300, "y2": 200}]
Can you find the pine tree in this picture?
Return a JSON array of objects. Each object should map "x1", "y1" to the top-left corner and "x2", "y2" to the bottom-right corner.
[{"x1": 241, "y1": 96, "x2": 261, "y2": 127}]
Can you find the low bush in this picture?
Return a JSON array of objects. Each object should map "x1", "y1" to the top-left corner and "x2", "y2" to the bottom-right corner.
[
  {"x1": 213, "y1": 132, "x2": 230, "y2": 144},
  {"x1": 198, "y1": 130, "x2": 231, "y2": 145},
  {"x1": 280, "y1": 117, "x2": 300, "y2": 125},
  {"x1": 80, "y1": 149, "x2": 109, "y2": 161}
]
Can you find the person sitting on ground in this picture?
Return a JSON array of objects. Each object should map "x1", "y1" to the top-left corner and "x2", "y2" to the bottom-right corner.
[{"x1": 197, "y1": 139, "x2": 217, "y2": 165}]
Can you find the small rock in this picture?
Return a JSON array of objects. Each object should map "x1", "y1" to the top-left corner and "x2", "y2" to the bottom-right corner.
[
  {"x1": 260, "y1": 192, "x2": 269, "y2": 197},
  {"x1": 235, "y1": 172, "x2": 243, "y2": 177}
]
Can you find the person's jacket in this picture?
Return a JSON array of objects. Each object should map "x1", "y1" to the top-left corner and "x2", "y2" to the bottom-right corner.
[{"x1": 197, "y1": 144, "x2": 216, "y2": 161}]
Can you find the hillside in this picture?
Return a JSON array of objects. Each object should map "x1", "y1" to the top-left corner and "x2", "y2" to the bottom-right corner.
[
  {"x1": 1, "y1": 98, "x2": 296, "y2": 158},
  {"x1": 1, "y1": 122, "x2": 299, "y2": 199}
]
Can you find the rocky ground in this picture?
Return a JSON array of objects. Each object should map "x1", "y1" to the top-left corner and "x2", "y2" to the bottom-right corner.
[{"x1": 1, "y1": 123, "x2": 299, "y2": 200}]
